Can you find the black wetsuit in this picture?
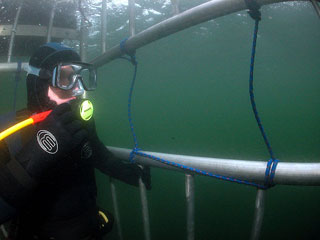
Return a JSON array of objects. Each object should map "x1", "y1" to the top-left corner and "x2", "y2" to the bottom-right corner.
[{"x1": 0, "y1": 109, "x2": 142, "y2": 239}]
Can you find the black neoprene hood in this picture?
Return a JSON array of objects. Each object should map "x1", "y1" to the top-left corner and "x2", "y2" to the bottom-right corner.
[
  {"x1": 26, "y1": 42, "x2": 81, "y2": 112},
  {"x1": 29, "y1": 42, "x2": 81, "y2": 69}
]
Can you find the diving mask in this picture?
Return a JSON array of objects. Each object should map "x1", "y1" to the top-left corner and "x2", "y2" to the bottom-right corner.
[{"x1": 52, "y1": 62, "x2": 97, "y2": 92}]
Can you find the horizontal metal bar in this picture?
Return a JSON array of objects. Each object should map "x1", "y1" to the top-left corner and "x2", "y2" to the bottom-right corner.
[
  {"x1": 0, "y1": 62, "x2": 28, "y2": 73},
  {"x1": 108, "y1": 146, "x2": 320, "y2": 186},
  {"x1": 0, "y1": 25, "x2": 80, "y2": 40},
  {"x1": 91, "y1": 0, "x2": 304, "y2": 68}
]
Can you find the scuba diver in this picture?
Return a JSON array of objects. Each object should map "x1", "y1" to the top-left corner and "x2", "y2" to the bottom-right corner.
[{"x1": 0, "y1": 42, "x2": 151, "y2": 239}]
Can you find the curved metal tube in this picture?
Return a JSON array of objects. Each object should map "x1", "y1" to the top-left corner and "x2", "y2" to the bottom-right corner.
[
  {"x1": 108, "y1": 147, "x2": 320, "y2": 186},
  {"x1": 310, "y1": 0, "x2": 320, "y2": 17},
  {"x1": 91, "y1": 0, "x2": 306, "y2": 68}
]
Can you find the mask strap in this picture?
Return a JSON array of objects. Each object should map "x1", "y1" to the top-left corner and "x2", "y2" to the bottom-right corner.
[{"x1": 27, "y1": 65, "x2": 41, "y2": 76}]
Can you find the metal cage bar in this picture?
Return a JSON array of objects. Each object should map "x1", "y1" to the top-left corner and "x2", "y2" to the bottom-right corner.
[
  {"x1": 7, "y1": 2, "x2": 23, "y2": 63},
  {"x1": 0, "y1": 62, "x2": 28, "y2": 73},
  {"x1": 139, "y1": 178, "x2": 151, "y2": 240},
  {"x1": 171, "y1": 0, "x2": 180, "y2": 15},
  {"x1": 128, "y1": 0, "x2": 151, "y2": 238},
  {"x1": 0, "y1": 225, "x2": 8, "y2": 239},
  {"x1": 250, "y1": 189, "x2": 266, "y2": 240},
  {"x1": 100, "y1": 1, "x2": 123, "y2": 239},
  {"x1": 46, "y1": 2, "x2": 57, "y2": 43},
  {"x1": 108, "y1": 147, "x2": 320, "y2": 186},
  {"x1": 91, "y1": 0, "x2": 306, "y2": 68},
  {"x1": 101, "y1": 0, "x2": 107, "y2": 53},
  {"x1": 110, "y1": 178, "x2": 124, "y2": 240},
  {"x1": 129, "y1": 0, "x2": 136, "y2": 36},
  {"x1": 185, "y1": 174, "x2": 195, "y2": 240},
  {"x1": 310, "y1": 0, "x2": 320, "y2": 17},
  {"x1": 80, "y1": 12, "x2": 88, "y2": 61}
]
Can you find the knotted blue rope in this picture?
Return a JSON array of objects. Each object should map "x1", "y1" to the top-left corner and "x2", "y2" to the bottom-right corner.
[
  {"x1": 120, "y1": 38, "x2": 137, "y2": 65},
  {"x1": 247, "y1": 1, "x2": 278, "y2": 188},
  {"x1": 120, "y1": 38, "x2": 270, "y2": 189}
]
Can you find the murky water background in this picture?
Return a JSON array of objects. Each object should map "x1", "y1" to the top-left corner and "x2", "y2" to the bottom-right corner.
[{"x1": 0, "y1": 0, "x2": 320, "y2": 239}]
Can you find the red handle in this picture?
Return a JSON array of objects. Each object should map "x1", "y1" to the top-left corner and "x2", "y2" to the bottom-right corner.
[{"x1": 31, "y1": 110, "x2": 52, "y2": 124}]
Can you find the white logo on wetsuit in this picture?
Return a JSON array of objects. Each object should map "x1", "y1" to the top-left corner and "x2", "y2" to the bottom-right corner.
[{"x1": 37, "y1": 130, "x2": 58, "y2": 154}]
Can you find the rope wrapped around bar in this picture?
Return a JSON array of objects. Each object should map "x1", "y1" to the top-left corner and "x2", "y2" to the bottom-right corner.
[{"x1": 119, "y1": 36, "x2": 276, "y2": 189}]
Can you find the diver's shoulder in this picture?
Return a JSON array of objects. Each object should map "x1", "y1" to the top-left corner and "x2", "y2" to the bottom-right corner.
[{"x1": 16, "y1": 108, "x2": 32, "y2": 121}]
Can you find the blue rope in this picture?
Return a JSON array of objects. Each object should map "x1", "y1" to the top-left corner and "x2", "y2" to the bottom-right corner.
[
  {"x1": 120, "y1": 38, "x2": 269, "y2": 189},
  {"x1": 249, "y1": 21, "x2": 275, "y2": 160},
  {"x1": 120, "y1": 38, "x2": 139, "y2": 163},
  {"x1": 248, "y1": 10, "x2": 278, "y2": 187}
]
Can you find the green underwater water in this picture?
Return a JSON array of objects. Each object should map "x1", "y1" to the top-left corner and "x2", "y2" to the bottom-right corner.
[
  {"x1": 92, "y1": 3, "x2": 320, "y2": 240},
  {"x1": 0, "y1": 1, "x2": 320, "y2": 240}
]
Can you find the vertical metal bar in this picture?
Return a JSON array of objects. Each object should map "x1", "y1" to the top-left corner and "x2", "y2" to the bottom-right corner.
[
  {"x1": 0, "y1": 225, "x2": 8, "y2": 238},
  {"x1": 139, "y1": 178, "x2": 151, "y2": 240},
  {"x1": 171, "y1": 0, "x2": 180, "y2": 15},
  {"x1": 110, "y1": 178, "x2": 124, "y2": 240},
  {"x1": 47, "y1": 1, "x2": 57, "y2": 43},
  {"x1": 101, "y1": 0, "x2": 107, "y2": 53},
  {"x1": 101, "y1": 3, "x2": 120, "y2": 239},
  {"x1": 80, "y1": 17, "x2": 88, "y2": 61},
  {"x1": 128, "y1": 1, "x2": 150, "y2": 239},
  {"x1": 185, "y1": 174, "x2": 195, "y2": 240},
  {"x1": 79, "y1": 0, "x2": 88, "y2": 62},
  {"x1": 129, "y1": 0, "x2": 136, "y2": 36},
  {"x1": 250, "y1": 189, "x2": 266, "y2": 240},
  {"x1": 7, "y1": 2, "x2": 23, "y2": 63},
  {"x1": 310, "y1": 0, "x2": 320, "y2": 18}
]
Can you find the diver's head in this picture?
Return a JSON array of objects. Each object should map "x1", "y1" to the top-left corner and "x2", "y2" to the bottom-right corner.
[{"x1": 26, "y1": 42, "x2": 96, "y2": 112}]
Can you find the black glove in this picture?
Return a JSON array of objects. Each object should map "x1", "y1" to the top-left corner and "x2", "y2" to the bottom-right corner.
[
  {"x1": 16, "y1": 103, "x2": 88, "y2": 179},
  {"x1": 115, "y1": 163, "x2": 151, "y2": 190},
  {"x1": 85, "y1": 117, "x2": 152, "y2": 190}
]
